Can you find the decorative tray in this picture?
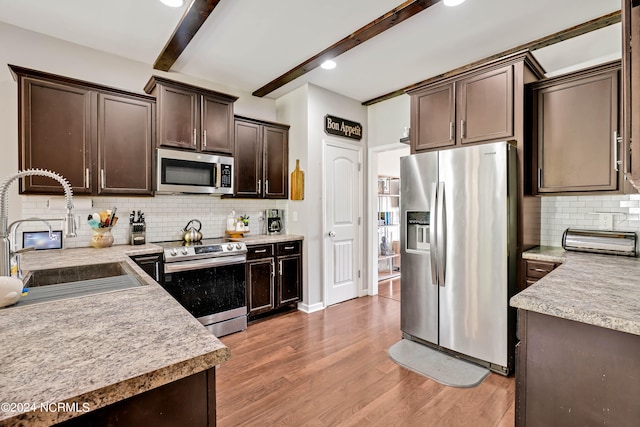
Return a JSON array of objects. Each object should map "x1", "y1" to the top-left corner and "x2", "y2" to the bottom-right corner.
[{"x1": 225, "y1": 230, "x2": 249, "y2": 238}]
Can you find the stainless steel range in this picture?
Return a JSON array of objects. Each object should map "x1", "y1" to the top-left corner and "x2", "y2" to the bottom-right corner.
[{"x1": 157, "y1": 238, "x2": 248, "y2": 337}]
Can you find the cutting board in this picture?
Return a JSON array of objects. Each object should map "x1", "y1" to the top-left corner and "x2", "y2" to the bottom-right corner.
[{"x1": 290, "y1": 159, "x2": 304, "y2": 200}]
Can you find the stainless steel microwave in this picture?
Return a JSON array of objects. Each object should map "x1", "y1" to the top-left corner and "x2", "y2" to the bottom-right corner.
[{"x1": 156, "y1": 148, "x2": 233, "y2": 195}]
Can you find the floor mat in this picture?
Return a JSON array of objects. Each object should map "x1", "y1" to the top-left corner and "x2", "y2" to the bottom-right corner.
[{"x1": 388, "y1": 339, "x2": 490, "y2": 388}]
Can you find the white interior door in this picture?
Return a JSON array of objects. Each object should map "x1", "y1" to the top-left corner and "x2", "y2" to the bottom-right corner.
[{"x1": 324, "y1": 139, "x2": 362, "y2": 306}]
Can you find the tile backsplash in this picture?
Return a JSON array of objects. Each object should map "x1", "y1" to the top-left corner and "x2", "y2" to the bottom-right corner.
[
  {"x1": 18, "y1": 193, "x2": 640, "y2": 251},
  {"x1": 541, "y1": 194, "x2": 640, "y2": 247},
  {"x1": 19, "y1": 195, "x2": 287, "y2": 249}
]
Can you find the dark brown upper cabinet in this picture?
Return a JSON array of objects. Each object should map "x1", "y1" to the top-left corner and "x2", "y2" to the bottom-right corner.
[
  {"x1": 410, "y1": 83, "x2": 455, "y2": 151},
  {"x1": 144, "y1": 76, "x2": 237, "y2": 155},
  {"x1": 530, "y1": 61, "x2": 621, "y2": 195},
  {"x1": 10, "y1": 65, "x2": 155, "y2": 196},
  {"x1": 234, "y1": 116, "x2": 289, "y2": 199},
  {"x1": 457, "y1": 65, "x2": 514, "y2": 145},
  {"x1": 97, "y1": 93, "x2": 154, "y2": 195},
  {"x1": 409, "y1": 62, "x2": 516, "y2": 152}
]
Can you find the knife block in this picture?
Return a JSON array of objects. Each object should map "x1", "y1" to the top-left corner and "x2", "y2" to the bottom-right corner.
[{"x1": 129, "y1": 223, "x2": 146, "y2": 245}]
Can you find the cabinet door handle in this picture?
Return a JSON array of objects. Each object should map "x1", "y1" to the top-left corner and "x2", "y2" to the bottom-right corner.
[
  {"x1": 460, "y1": 119, "x2": 465, "y2": 139},
  {"x1": 537, "y1": 168, "x2": 543, "y2": 189},
  {"x1": 265, "y1": 180, "x2": 269, "y2": 194},
  {"x1": 271, "y1": 260, "x2": 275, "y2": 278},
  {"x1": 279, "y1": 260, "x2": 283, "y2": 275},
  {"x1": 257, "y1": 179, "x2": 262, "y2": 194},
  {"x1": 613, "y1": 131, "x2": 622, "y2": 172},
  {"x1": 203, "y1": 129, "x2": 207, "y2": 147},
  {"x1": 100, "y1": 169, "x2": 105, "y2": 189},
  {"x1": 193, "y1": 128, "x2": 197, "y2": 146},
  {"x1": 85, "y1": 168, "x2": 90, "y2": 189},
  {"x1": 155, "y1": 262, "x2": 160, "y2": 281},
  {"x1": 449, "y1": 122, "x2": 454, "y2": 141}
]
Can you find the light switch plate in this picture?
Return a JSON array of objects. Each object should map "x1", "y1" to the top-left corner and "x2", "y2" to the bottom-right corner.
[{"x1": 598, "y1": 213, "x2": 613, "y2": 230}]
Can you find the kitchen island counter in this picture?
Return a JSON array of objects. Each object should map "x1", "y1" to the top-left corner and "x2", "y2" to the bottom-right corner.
[
  {"x1": 511, "y1": 246, "x2": 640, "y2": 425},
  {"x1": 0, "y1": 244, "x2": 230, "y2": 426},
  {"x1": 511, "y1": 246, "x2": 640, "y2": 335}
]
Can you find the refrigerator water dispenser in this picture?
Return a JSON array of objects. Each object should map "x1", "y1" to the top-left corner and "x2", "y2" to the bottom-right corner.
[{"x1": 406, "y1": 211, "x2": 430, "y2": 252}]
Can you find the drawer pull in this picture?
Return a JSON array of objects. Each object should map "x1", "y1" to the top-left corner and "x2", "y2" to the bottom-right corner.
[
  {"x1": 532, "y1": 268, "x2": 550, "y2": 273},
  {"x1": 254, "y1": 249, "x2": 267, "y2": 253},
  {"x1": 284, "y1": 246, "x2": 295, "y2": 250}
]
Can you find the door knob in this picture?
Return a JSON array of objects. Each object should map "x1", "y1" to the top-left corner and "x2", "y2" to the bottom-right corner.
[{"x1": 328, "y1": 231, "x2": 336, "y2": 237}]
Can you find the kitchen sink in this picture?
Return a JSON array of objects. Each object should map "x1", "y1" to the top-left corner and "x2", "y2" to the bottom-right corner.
[{"x1": 15, "y1": 262, "x2": 145, "y2": 307}]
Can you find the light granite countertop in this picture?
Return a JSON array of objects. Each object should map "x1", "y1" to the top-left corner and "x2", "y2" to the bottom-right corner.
[
  {"x1": 227, "y1": 233, "x2": 304, "y2": 245},
  {"x1": 511, "y1": 246, "x2": 640, "y2": 336},
  {"x1": 0, "y1": 244, "x2": 230, "y2": 426}
]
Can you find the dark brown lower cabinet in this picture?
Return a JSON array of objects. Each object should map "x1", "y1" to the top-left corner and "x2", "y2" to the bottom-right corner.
[
  {"x1": 247, "y1": 256, "x2": 275, "y2": 316},
  {"x1": 516, "y1": 310, "x2": 640, "y2": 426},
  {"x1": 246, "y1": 240, "x2": 302, "y2": 320},
  {"x1": 58, "y1": 368, "x2": 216, "y2": 427},
  {"x1": 129, "y1": 253, "x2": 164, "y2": 284},
  {"x1": 276, "y1": 241, "x2": 302, "y2": 307},
  {"x1": 522, "y1": 259, "x2": 560, "y2": 290}
]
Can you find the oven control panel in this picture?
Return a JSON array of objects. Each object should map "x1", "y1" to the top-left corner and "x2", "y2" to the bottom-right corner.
[{"x1": 163, "y1": 241, "x2": 247, "y2": 261}]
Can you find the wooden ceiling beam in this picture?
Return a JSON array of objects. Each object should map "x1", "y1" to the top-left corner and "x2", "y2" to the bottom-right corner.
[
  {"x1": 362, "y1": 10, "x2": 622, "y2": 105},
  {"x1": 153, "y1": 0, "x2": 223, "y2": 72},
  {"x1": 252, "y1": 0, "x2": 439, "y2": 98}
]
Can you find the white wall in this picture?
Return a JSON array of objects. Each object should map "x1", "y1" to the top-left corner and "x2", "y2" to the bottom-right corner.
[
  {"x1": 0, "y1": 22, "x2": 278, "y2": 230},
  {"x1": 367, "y1": 94, "x2": 410, "y2": 149},
  {"x1": 276, "y1": 84, "x2": 367, "y2": 310},
  {"x1": 377, "y1": 148, "x2": 409, "y2": 177},
  {"x1": 308, "y1": 84, "x2": 367, "y2": 305},
  {"x1": 366, "y1": 95, "x2": 411, "y2": 294},
  {"x1": 276, "y1": 85, "x2": 310, "y2": 309}
]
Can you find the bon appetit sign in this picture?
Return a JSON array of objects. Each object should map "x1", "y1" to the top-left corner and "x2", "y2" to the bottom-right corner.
[{"x1": 324, "y1": 115, "x2": 362, "y2": 141}]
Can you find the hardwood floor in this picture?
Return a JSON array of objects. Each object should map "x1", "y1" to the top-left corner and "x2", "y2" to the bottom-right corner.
[
  {"x1": 216, "y1": 296, "x2": 515, "y2": 426},
  {"x1": 377, "y1": 277, "x2": 401, "y2": 301}
]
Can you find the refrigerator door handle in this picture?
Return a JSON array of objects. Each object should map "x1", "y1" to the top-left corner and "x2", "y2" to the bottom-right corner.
[
  {"x1": 436, "y1": 182, "x2": 446, "y2": 287},
  {"x1": 429, "y1": 182, "x2": 438, "y2": 285}
]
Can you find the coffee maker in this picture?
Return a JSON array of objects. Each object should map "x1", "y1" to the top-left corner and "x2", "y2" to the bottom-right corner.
[{"x1": 265, "y1": 209, "x2": 283, "y2": 235}]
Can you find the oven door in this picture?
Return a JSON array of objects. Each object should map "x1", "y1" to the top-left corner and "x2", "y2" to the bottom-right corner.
[{"x1": 162, "y1": 256, "x2": 246, "y2": 335}]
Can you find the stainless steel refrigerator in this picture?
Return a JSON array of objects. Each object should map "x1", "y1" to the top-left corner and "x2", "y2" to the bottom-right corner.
[{"x1": 400, "y1": 141, "x2": 517, "y2": 374}]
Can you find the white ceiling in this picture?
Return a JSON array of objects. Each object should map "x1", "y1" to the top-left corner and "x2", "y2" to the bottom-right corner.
[{"x1": 0, "y1": 0, "x2": 622, "y2": 102}]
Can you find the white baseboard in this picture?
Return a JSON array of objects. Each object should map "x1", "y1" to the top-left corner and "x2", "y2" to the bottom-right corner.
[{"x1": 297, "y1": 302, "x2": 325, "y2": 314}]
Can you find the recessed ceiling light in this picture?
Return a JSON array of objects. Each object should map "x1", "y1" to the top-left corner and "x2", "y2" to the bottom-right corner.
[
  {"x1": 321, "y1": 60, "x2": 336, "y2": 70},
  {"x1": 160, "y1": 0, "x2": 184, "y2": 7},
  {"x1": 443, "y1": 0, "x2": 466, "y2": 6}
]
